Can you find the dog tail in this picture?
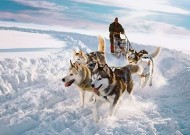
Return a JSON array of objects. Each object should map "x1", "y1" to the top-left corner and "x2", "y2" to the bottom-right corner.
[
  {"x1": 150, "y1": 47, "x2": 161, "y2": 59},
  {"x1": 98, "y1": 35, "x2": 106, "y2": 53}
]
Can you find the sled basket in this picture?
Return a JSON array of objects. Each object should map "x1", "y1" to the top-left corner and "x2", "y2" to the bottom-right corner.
[{"x1": 112, "y1": 33, "x2": 127, "y2": 56}]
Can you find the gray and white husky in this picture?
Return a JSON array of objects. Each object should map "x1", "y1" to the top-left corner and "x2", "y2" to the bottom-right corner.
[
  {"x1": 91, "y1": 63, "x2": 138, "y2": 122},
  {"x1": 62, "y1": 61, "x2": 93, "y2": 107}
]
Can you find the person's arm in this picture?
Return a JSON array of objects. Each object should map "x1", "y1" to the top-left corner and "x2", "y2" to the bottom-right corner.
[
  {"x1": 109, "y1": 23, "x2": 114, "y2": 34},
  {"x1": 121, "y1": 27, "x2": 124, "y2": 33},
  {"x1": 119, "y1": 23, "x2": 124, "y2": 33}
]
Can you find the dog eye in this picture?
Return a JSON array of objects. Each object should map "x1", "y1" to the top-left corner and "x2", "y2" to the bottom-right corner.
[
  {"x1": 98, "y1": 78, "x2": 102, "y2": 80},
  {"x1": 70, "y1": 74, "x2": 73, "y2": 76}
]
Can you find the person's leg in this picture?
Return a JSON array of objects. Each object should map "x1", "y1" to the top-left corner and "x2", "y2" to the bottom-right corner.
[{"x1": 110, "y1": 33, "x2": 114, "y2": 53}]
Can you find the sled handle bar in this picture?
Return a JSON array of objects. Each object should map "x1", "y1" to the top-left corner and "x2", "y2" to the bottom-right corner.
[{"x1": 123, "y1": 34, "x2": 133, "y2": 51}]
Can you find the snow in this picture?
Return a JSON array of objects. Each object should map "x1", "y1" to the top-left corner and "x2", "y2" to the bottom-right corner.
[
  {"x1": 0, "y1": 26, "x2": 190, "y2": 135},
  {"x1": 0, "y1": 30, "x2": 64, "y2": 49},
  {"x1": 0, "y1": 29, "x2": 66, "y2": 59}
]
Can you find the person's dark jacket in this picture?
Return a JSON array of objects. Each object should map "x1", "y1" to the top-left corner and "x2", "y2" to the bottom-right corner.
[{"x1": 109, "y1": 22, "x2": 124, "y2": 34}]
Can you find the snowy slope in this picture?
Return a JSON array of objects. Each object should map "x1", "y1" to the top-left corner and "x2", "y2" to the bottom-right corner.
[{"x1": 0, "y1": 27, "x2": 190, "y2": 135}]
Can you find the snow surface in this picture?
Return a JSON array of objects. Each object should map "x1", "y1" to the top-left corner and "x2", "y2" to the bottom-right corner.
[{"x1": 0, "y1": 27, "x2": 190, "y2": 135}]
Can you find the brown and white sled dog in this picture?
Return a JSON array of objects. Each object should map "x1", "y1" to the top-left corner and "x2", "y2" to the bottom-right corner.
[
  {"x1": 62, "y1": 60, "x2": 93, "y2": 107},
  {"x1": 73, "y1": 36, "x2": 106, "y2": 65},
  {"x1": 91, "y1": 63, "x2": 137, "y2": 122},
  {"x1": 136, "y1": 47, "x2": 161, "y2": 88}
]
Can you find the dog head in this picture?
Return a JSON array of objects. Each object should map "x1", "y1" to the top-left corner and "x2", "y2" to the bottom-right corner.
[
  {"x1": 138, "y1": 50, "x2": 148, "y2": 58},
  {"x1": 86, "y1": 52, "x2": 100, "y2": 63},
  {"x1": 127, "y1": 49, "x2": 139, "y2": 64},
  {"x1": 91, "y1": 63, "x2": 113, "y2": 95},
  {"x1": 73, "y1": 50, "x2": 88, "y2": 64},
  {"x1": 140, "y1": 54, "x2": 152, "y2": 62},
  {"x1": 62, "y1": 60, "x2": 84, "y2": 87}
]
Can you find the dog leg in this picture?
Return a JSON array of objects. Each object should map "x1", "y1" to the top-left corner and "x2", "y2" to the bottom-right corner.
[
  {"x1": 79, "y1": 90, "x2": 85, "y2": 107},
  {"x1": 149, "y1": 68, "x2": 154, "y2": 86},
  {"x1": 140, "y1": 77, "x2": 145, "y2": 89},
  {"x1": 149, "y1": 73, "x2": 153, "y2": 86},
  {"x1": 109, "y1": 101, "x2": 117, "y2": 117},
  {"x1": 142, "y1": 74, "x2": 150, "y2": 88},
  {"x1": 108, "y1": 96, "x2": 118, "y2": 116},
  {"x1": 140, "y1": 77, "x2": 148, "y2": 89},
  {"x1": 93, "y1": 100, "x2": 103, "y2": 122},
  {"x1": 111, "y1": 96, "x2": 124, "y2": 116}
]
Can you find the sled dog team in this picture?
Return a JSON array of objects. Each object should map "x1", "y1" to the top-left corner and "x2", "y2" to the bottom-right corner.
[{"x1": 62, "y1": 36, "x2": 161, "y2": 122}]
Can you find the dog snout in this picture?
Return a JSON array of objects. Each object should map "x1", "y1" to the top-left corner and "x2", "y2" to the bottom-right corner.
[
  {"x1": 62, "y1": 78, "x2": 65, "y2": 82},
  {"x1": 91, "y1": 84, "x2": 95, "y2": 88}
]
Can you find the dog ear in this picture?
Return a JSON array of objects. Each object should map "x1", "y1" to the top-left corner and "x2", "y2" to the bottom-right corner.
[
  {"x1": 79, "y1": 50, "x2": 86, "y2": 57},
  {"x1": 73, "y1": 49, "x2": 77, "y2": 54},
  {"x1": 81, "y1": 51, "x2": 86, "y2": 56},
  {"x1": 70, "y1": 60, "x2": 74, "y2": 67},
  {"x1": 74, "y1": 62, "x2": 80, "y2": 70},
  {"x1": 78, "y1": 50, "x2": 83, "y2": 55},
  {"x1": 93, "y1": 62, "x2": 99, "y2": 72},
  {"x1": 103, "y1": 64, "x2": 111, "y2": 76}
]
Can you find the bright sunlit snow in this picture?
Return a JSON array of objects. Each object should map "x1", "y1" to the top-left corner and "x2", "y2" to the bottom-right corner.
[
  {"x1": 0, "y1": 26, "x2": 190, "y2": 135},
  {"x1": 0, "y1": 30, "x2": 64, "y2": 49}
]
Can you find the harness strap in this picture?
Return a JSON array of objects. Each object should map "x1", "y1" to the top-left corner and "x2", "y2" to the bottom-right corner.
[{"x1": 94, "y1": 80, "x2": 117, "y2": 102}]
